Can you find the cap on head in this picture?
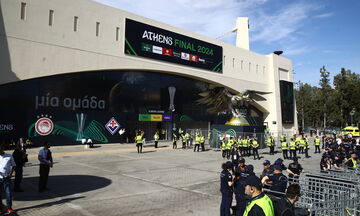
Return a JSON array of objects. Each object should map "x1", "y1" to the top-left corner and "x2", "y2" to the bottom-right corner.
[
  {"x1": 225, "y1": 161, "x2": 233, "y2": 168},
  {"x1": 293, "y1": 157, "x2": 298, "y2": 161},
  {"x1": 273, "y1": 165, "x2": 282, "y2": 170},
  {"x1": 246, "y1": 164, "x2": 254, "y2": 172},
  {"x1": 239, "y1": 158, "x2": 245, "y2": 163},
  {"x1": 263, "y1": 160, "x2": 271, "y2": 166},
  {"x1": 244, "y1": 175, "x2": 262, "y2": 187}
]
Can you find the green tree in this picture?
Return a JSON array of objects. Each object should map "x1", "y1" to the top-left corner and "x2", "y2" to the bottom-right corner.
[
  {"x1": 333, "y1": 68, "x2": 360, "y2": 126},
  {"x1": 318, "y1": 66, "x2": 332, "y2": 128}
]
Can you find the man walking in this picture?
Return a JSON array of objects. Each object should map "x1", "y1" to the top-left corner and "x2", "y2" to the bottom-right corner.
[
  {"x1": 38, "y1": 141, "x2": 53, "y2": 192},
  {"x1": 0, "y1": 145, "x2": 16, "y2": 214}
]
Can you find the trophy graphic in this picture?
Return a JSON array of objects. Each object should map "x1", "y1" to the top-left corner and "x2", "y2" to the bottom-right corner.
[
  {"x1": 168, "y1": 86, "x2": 176, "y2": 112},
  {"x1": 76, "y1": 113, "x2": 87, "y2": 141}
]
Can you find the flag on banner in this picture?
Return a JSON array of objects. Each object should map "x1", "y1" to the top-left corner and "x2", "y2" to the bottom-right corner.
[
  {"x1": 162, "y1": 48, "x2": 173, "y2": 56},
  {"x1": 181, "y1": 52, "x2": 190, "y2": 60},
  {"x1": 190, "y1": 54, "x2": 198, "y2": 62}
]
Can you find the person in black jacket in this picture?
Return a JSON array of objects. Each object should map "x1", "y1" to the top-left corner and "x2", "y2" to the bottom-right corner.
[
  {"x1": 275, "y1": 184, "x2": 301, "y2": 216},
  {"x1": 220, "y1": 161, "x2": 234, "y2": 216},
  {"x1": 12, "y1": 143, "x2": 26, "y2": 192}
]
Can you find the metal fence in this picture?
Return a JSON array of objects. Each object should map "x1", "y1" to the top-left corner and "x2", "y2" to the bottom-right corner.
[{"x1": 263, "y1": 169, "x2": 360, "y2": 216}]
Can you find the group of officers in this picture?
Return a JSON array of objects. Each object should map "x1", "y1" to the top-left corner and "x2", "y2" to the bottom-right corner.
[
  {"x1": 221, "y1": 134, "x2": 322, "y2": 161},
  {"x1": 220, "y1": 136, "x2": 261, "y2": 160},
  {"x1": 220, "y1": 157, "x2": 304, "y2": 216},
  {"x1": 134, "y1": 130, "x2": 209, "y2": 153}
]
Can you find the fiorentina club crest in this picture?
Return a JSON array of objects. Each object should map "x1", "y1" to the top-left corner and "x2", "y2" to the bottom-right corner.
[
  {"x1": 105, "y1": 117, "x2": 120, "y2": 135},
  {"x1": 35, "y1": 116, "x2": 54, "y2": 136}
]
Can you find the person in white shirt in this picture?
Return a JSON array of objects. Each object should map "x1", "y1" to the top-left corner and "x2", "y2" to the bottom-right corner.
[
  {"x1": 38, "y1": 142, "x2": 53, "y2": 192},
  {"x1": 87, "y1": 138, "x2": 93, "y2": 148},
  {"x1": 0, "y1": 145, "x2": 16, "y2": 214}
]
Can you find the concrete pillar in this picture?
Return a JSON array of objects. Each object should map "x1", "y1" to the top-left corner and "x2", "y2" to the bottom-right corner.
[{"x1": 235, "y1": 17, "x2": 250, "y2": 50}]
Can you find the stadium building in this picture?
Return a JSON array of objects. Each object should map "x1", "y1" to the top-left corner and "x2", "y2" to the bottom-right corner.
[{"x1": 0, "y1": 0, "x2": 297, "y2": 145}]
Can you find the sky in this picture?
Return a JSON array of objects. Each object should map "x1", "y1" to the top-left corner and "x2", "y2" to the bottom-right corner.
[{"x1": 94, "y1": 0, "x2": 360, "y2": 87}]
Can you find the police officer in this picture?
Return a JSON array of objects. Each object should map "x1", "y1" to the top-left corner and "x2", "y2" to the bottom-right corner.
[
  {"x1": 226, "y1": 138, "x2": 234, "y2": 159},
  {"x1": 231, "y1": 147, "x2": 240, "y2": 172},
  {"x1": 234, "y1": 158, "x2": 248, "y2": 216},
  {"x1": 314, "y1": 136, "x2": 321, "y2": 153},
  {"x1": 243, "y1": 175, "x2": 275, "y2": 216},
  {"x1": 286, "y1": 157, "x2": 303, "y2": 184},
  {"x1": 181, "y1": 133, "x2": 186, "y2": 149},
  {"x1": 172, "y1": 133, "x2": 177, "y2": 149},
  {"x1": 260, "y1": 160, "x2": 273, "y2": 180},
  {"x1": 154, "y1": 131, "x2": 159, "y2": 148},
  {"x1": 345, "y1": 153, "x2": 358, "y2": 169},
  {"x1": 194, "y1": 134, "x2": 201, "y2": 152},
  {"x1": 298, "y1": 137, "x2": 305, "y2": 154},
  {"x1": 289, "y1": 138, "x2": 297, "y2": 159},
  {"x1": 135, "y1": 132, "x2": 143, "y2": 153},
  {"x1": 220, "y1": 161, "x2": 234, "y2": 216},
  {"x1": 200, "y1": 135, "x2": 205, "y2": 151},
  {"x1": 262, "y1": 165, "x2": 288, "y2": 198},
  {"x1": 251, "y1": 138, "x2": 260, "y2": 160},
  {"x1": 304, "y1": 137, "x2": 310, "y2": 158},
  {"x1": 267, "y1": 136, "x2": 275, "y2": 155},
  {"x1": 238, "y1": 136, "x2": 244, "y2": 156},
  {"x1": 281, "y1": 139, "x2": 289, "y2": 159},
  {"x1": 221, "y1": 138, "x2": 227, "y2": 159}
]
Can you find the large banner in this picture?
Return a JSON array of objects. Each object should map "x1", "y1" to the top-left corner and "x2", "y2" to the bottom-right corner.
[
  {"x1": 279, "y1": 80, "x2": 295, "y2": 124},
  {"x1": 125, "y1": 19, "x2": 223, "y2": 73}
]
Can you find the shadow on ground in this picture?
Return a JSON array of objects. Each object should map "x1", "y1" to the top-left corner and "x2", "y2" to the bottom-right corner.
[{"x1": 14, "y1": 175, "x2": 112, "y2": 201}]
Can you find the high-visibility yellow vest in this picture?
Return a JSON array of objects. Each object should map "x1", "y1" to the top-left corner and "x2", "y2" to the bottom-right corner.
[
  {"x1": 226, "y1": 140, "x2": 232, "y2": 149},
  {"x1": 238, "y1": 138, "x2": 243, "y2": 147},
  {"x1": 252, "y1": 140, "x2": 259, "y2": 148},
  {"x1": 281, "y1": 142, "x2": 288, "y2": 150},
  {"x1": 221, "y1": 141, "x2": 226, "y2": 150},
  {"x1": 243, "y1": 139, "x2": 248, "y2": 147},
  {"x1": 154, "y1": 134, "x2": 159, "y2": 141},
  {"x1": 280, "y1": 135, "x2": 285, "y2": 142},
  {"x1": 289, "y1": 141, "x2": 296, "y2": 150},
  {"x1": 136, "y1": 135, "x2": 143, "y2": 144},
  {"x1": 315, "y1": 138, "x2": 321, "y2": 146},
  {"x1": 200, "y1": 136, "x2": 205, "y2": 143},
  {"x1": 243, "y1": 194, "x2": 274, "y2": 216},
  {"x1": 349, "y1": 158, "x2": 358, "y2": 168},
  {"x1": 299, "y1": 139, "x2": 305, "y2": 147},
  {"x1": 267, "y1": 138, "x2": 274, "y2": 147},
  {"x1": 195, "y1": 136, "x2": 201, "y2": 144}
]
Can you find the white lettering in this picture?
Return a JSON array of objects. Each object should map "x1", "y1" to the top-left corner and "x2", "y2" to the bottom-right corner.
[{"x1": 141, "y1": 30, "x2": 173, "y2": 45}]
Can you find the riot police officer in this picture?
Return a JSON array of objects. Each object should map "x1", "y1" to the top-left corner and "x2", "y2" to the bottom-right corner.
[{"x1": 220, "y1": 161, "x2": 234, "y2": 216}]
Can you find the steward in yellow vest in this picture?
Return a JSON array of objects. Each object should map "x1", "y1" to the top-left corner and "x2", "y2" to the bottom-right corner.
[
  {"x1": 314, "y1": 136, "x2": 321, "y2": 154},
  {"x1": 135, "y1": 133, "x2": 143, "y2": 153},
  {"x1": 345, "y1": 154, "x2": 358, "y2": 169},
  {"x1": 289, "y1": 138, "x2": 297, "y2": 159},
  {"x1": 267, "y1": 137, "x2": 275, "y2": 155},
  {"x1": 251, "y1": 138, "x2": 260, "y2": 160},
  {"x1": 243, "y1": 175, "x2": 274, "y2": 216},
  {"x1": 194, "y1": 135, "x2": 201, "y2": 152},
  {"x1": 282, "y1": 141, "x2": 289, "y2": 159}
]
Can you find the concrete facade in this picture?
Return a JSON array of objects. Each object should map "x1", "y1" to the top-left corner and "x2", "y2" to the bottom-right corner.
[{"x1": 0, "y1": 0, "x2": 297, "y2": 136}]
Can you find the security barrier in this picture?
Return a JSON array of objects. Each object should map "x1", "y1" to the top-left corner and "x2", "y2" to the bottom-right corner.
[{"x1": 263, "y1": 169, "x2": 360, "y2": 216}]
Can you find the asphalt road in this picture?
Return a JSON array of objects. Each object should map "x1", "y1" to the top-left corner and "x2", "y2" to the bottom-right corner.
[{"x1": 11, "y1": 140, "x2": 322, "y2": 216}]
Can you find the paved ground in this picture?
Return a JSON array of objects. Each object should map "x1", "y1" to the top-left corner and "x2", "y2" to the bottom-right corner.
[{"x1": 11, "y1": 140, "x2": 322, "y2": 216}]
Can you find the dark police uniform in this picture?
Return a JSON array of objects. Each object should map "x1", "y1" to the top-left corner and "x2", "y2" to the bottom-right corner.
[
  {"x1": 234, "y1": 166, "x2": 249, "y2": 216},
  {"x1": 268, "y1": 173, "x2": 288, "y2": 197},
  {"x1": 287, "y1": 162, "x2": 303, "y2": 184},
  {"x1": 220, "y1": 169, "x2": 233, "y2": 216}
]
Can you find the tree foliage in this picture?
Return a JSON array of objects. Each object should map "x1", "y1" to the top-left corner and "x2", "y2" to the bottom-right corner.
[{"x1": 295, "y1": 67, "x2": 360, "y2": 128}]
